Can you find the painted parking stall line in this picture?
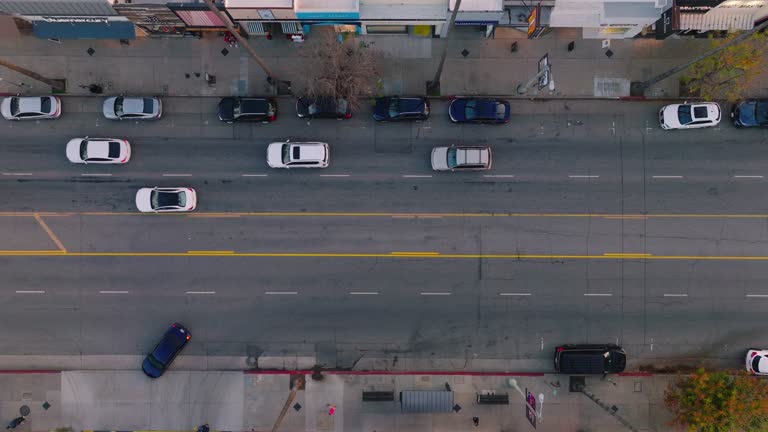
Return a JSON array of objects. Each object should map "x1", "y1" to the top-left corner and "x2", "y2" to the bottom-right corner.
[
  {"x1": 651, "y1": 175, "x2": 684, "y2": 179},
  {"x1": 420, "y1": 292, "x2": 451, "y2": 296},
  {"x1": 99, "y1": 290, "x2": 129, "y2": 294},
  {"x1": 15, "y1": 290, "x2": 45, "y2": 294},
  {"x1": 185, "y1": 291, "x2": 216, "y2": 295},
  {"x1": 242, "y1": 174, "x2": 268, "y2": 177},
  {"x1": 568, "y1": 175, "x2": 600, "y2": 179},
  {"x1": 81, "y1": 173, "x2": 113, "y2": 177},
  {"x1": 2, "y1": 172, "x2": 33, "y2": 176},
  {"x1": 402, "y1": 175, "x2": 432, "y2": 178},
  {"x1": 499, "y1": 292, "x2": 531, "y2": 296},
  {"x1": 349, "y1": 291, "x2": 379, "y2": 295},
  {"x1": 265, "y1": 291, "x2": 298, "y2": 295},
  {"x1": 162, "y1": 173, "x2": 192, "y2": 177}
]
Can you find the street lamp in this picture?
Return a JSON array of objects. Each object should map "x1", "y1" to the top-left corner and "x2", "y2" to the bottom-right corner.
[{"x1": 516, "y1": 54, "x2": 554, "y2": 95}]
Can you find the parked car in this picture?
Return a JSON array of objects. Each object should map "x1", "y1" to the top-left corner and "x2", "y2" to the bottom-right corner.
[
  {"x1": 372, "y1": 96, "x2": 429, "y2": 121},
  {"x1": 448, "y1": 98, "x2": 510, "y2": 124},
  {"x1": 103, "y1": 96, "x2": 162, "y2": 120},
  {"x1": 431, "y1": 146, "x2": 492, "y2": 171},
  {"x1": 746, "y1": 349, "x2": 768, "y2": 375},
  {"x1": 66, "y1": 137, "x2": 131, "y2": 164},
  {"x1": 217, "y1": 97, "x2": 277, "y2": 123},
  {"x1": 296, "y1": 96, "x2": 351, "y2": 119},
  {"x1": 135, "y1": 187, "x2": 196, "y2": 213},
  {"x1": 267, "y1": 141, "x2": 329, "y2": 168},
  {"x1": 1, "y1": 96, "x2": 61, "y2": 120},
  {"x1": 553, "y1": 344, "x2": 626, "y2": 374},
  {"x1": 731, "y1": 100, "x2": 768, "y2": 128},
  {"x1": 141, "y1": 322, "x2": 191, "y2": 378},
  {"x1": 659, "y1": 102, "x2": 720, "y2": 130}
]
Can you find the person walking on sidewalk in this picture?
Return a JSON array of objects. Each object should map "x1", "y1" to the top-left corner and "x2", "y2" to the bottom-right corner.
[{"x1": 472, "y1": 416, "x2": 479, "y2": 427}]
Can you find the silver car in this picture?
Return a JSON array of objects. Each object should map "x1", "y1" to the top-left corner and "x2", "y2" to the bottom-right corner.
[
  {"x1": 103, "y1": 96, "x2": 162, "y2": 120},
  {"x1": 1, "y1": 96, "x2": 61, "y2": 120}
]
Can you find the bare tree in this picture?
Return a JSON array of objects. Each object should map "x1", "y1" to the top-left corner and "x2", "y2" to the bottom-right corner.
[{"x1": 295, "y1": 29, "x2": 382, "y2": 108}]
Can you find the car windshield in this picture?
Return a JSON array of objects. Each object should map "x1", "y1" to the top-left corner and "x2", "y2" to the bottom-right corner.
[
  {"x1": 756, "y1": 103, "x2": 768, "y2": 124},
  {"x1": 389, "y1": 99, "x2": 399, "y2": 117},
  {"x1": 151, "y1": 191, "x2": 184, "y2": 209},
  {"x1": 464, "y1": 101, "x2": 477, "y2": 120},
  {"x1": 494, "y1": 103, "x2": 505, "y2": 119},
  {"x1": 446, "y1": 147, "x2": 458, "y2": 169},
  {"x1": 677, "y1": 106, "x2": 693, "y2": 125},
  {"x1": 142, "y1": 99, "x2": 154, "y2": 114},
  {"x1": 233, "y1": 99, "x2": 241, "y2": 116},
  {"x1": 336, "y1": 99, "x2": 348, "y2": 114},
  {"x1": 114, "y1": 97, "x2": 124, "y2": 116},
  {"x1": 41, "y1": 98, "x2": 51, "y2": 113},
  {"x1": 281, "y1": 144, "x2": 291, "y2": 164},
  {"x1": 108, "y1": 142, "x2": 120, "y2": 158},
  {"x1": 9, "y1": 97, "x2": 19, "y2": 116},
  {"x1": 79, "y1": 140, "x2": 88, "y2": 160},
  {"x1": 151, "y1": 331, "x2": 186, "y2": 364},
  {"x1": 308, "y1": 102, "x2": 320, "y2": 115},
  {"x1": 754, "y1": 356, "x2": 762, "y2": 373}
]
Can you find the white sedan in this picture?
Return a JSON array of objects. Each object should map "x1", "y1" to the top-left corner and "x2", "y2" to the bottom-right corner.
[
  {"x1": 267, "y1": 141, "x2": 329, "y2": 168},
  {"x1": 135, "y1": 187, "x2": 196, "y2": 213},
  {"x1": 1, "y1": 96, "x2": 61, "y2": 120},
  {"x1": 66, "y1": 137, "x2": 131, "y2": 164},
  {"x1": 659, "y1": 102, "x2": 720, "y2": 130},
  {"x1": 103, "y1": 96, "x2": 162, "y2": 120},
  {"x1": 747, "y1": 349, "x2": 768, "y2": 375}
]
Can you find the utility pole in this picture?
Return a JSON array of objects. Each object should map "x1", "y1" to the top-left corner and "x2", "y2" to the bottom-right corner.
[
  {"x1": 630, "y1": 19, "x2": 768, "y2": 96},
  {"x1": 269, "y1": 375, "x2": 305, "y2": 432},
  {"x1": 0, "y1": 58, "x2": 64, "y2": 91},
  {"x1": 201, "y1": 0, "x2": 278, "y2": 85},
  {"x1": 427, "y1": 0, "x2": 462, "y2": 95}
]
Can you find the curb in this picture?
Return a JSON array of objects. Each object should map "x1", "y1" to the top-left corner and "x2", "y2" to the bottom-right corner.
[{"x1": 0, "y1": 370, "x2": 60, "y2": 374}]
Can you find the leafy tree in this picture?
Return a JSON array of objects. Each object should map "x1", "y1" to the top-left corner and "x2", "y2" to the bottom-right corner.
[
  {"x1": 295, "y1": 29, "x2": 383, "y2": 108},
  {"x1": 680, "y1": 30, "x2": 768, "y2": 101},
  {"x1": 664, "y1": 368, "x2": 768, "y2": 431}
]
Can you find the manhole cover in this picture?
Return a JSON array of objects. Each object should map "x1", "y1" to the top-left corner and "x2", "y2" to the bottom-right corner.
[
  {"x1": 87, "y1": 48, "x2": 95, "y2": 56},
  {"x1": 20, "y1": 405, "x2": 30, "y2": 416}
]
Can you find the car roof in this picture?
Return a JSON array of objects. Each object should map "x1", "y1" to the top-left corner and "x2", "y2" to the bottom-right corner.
[
  {"x1": 18, "y1": 97, "x2": 43, "y2": 113},
  {"x1": 123, "y1": 98, "x2": 146, "y2": 114},
  {"x1": 240, "y1": 98, "x2": 270, "y2": 114},
  {"x1": 455, "y1": 147, "x2": 490, "y2": 166},
  {"x1": 475, "y1": 100, "x2": 502, "y2": 118},
  {"x1": 291, "y1": 143, "x2": 325, "y2": 161},
  {"x1": 151, "y1": 326, "x2": 188, "y2": 364},
  {"x1": 398, "y1": 97, "x2": 426, "y2": 112},
  {"x1": 85, "y1": 140, "x2": 115, "y2": 159}
]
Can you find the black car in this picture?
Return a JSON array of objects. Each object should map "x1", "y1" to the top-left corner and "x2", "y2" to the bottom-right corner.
[
  {"x1": 218, "y1": 97, "x2": 276, "y2": 123},
  {"x1": 448, "y1": 98, "x2": 510, "y2": 124},
  {"x1": 141, "y1": 322, "x2": 191, "y2": 378},
  {"x1": 372, "y1": 96, "x2": 430, "y2": 121},
  {"x1": 731, "y1": 100, "x2": 768, "y2": 128},
  {"x1": 296, "y1": 96, "x2": 352, "y2": 119},
  {"x1": 554, "y1": 344, "x2": 626, "y2": 375}
]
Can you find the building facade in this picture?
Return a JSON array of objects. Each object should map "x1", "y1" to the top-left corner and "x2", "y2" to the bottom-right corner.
[
  {"x1": 0, "y1": 0, "x2": 135, "y2": 40},
  {"x1": 550, "y1": 0, "x2": 672, "y2": 39}
]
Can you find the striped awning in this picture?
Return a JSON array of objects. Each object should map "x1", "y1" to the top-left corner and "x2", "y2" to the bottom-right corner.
[
  {"x1": 281, "y1": 21, "x2": 302, "y2": 34},
  {"x1": 245, "y1": 21, "x2": 267, "y2": 35},
  {"x1": 175, "y1": 10, "x2": 226, "y2": 27},
  {"x1": 679, "y1": 11, "x2": 754, "y2": 30}
]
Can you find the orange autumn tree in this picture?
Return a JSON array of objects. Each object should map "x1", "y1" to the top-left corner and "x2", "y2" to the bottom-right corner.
[{"x1": 664, "y1": 368, "x2": 768, "y2": 431}]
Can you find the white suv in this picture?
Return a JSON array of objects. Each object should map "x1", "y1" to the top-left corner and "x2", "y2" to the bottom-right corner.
[{"x1": 267, "y1": 141, "x2": 329, "y2": 168}]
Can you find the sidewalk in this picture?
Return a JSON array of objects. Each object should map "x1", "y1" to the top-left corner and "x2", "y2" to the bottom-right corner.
[
  {"x1": 0, "y1": 27, "x2": 765, "y2": 99},
  {"x1": 1, "y1": 369, "x2": 674, "y2": 432}
]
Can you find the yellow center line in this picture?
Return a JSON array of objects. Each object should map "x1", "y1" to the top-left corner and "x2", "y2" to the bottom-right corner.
[
  {"x1": 603, "y1": 253, "x2": 653, "y2": 256},
  {"x1": 390, "y1": 251, "x2": 440, "y2": 255},
  {"x1": 187, "y1": 250, "x2": 235, "y2": 254},
  {"x1": 33, "y1": 213, "x2": 67, "y2": 252}
]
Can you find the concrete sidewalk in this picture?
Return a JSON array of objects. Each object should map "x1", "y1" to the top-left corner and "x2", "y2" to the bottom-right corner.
[
  {"x1": 0, "y1": 27, "x2": 765, "y2": 99},
  {"x1": 1, "y1": 370, "x2": 674, "y2": 432}
]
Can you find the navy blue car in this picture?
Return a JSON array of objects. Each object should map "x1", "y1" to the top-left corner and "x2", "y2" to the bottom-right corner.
[
  {"x1": 372, "y1": 96, "x2": 430, "y2": 121},
  {"x1": 731, "y1": 100, "x2": 768, "y2": 128},
  {"x1": 448, "y1": 98, "x2": 510, "y2": 124},
  {"x1": 142, "y1": 323, "x2": 191, "y2": 378}
]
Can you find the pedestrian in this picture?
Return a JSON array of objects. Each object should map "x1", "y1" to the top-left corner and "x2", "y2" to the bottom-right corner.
[
  {"x1": 472, "y1": 416, "x2": 479, "y2": 427},
  {"x1": 327, "y1": 404, "x2": 336, "y2": 415}
]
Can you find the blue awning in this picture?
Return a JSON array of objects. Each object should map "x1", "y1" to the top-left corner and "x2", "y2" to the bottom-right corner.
[{"x1": 33, "y1": 20, "x2": 136, "y2": 40}]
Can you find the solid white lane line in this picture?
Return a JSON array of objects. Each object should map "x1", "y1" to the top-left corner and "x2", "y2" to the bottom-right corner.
[
  {"x1": 319, "y1": 174, "x2": 350, "y2": 177},
  {"x1": 349, "y1": 291, "x2": 379, "y2": 295},
  {"x1": 584, "y1": 293, "x2": 612, "y2": 297},
  {"x1": 185, "y1": 291, "x2": 216, "y2": 295},
  {"x1": 242, "y1": 174, "x2": 268, "y2": 177},
  {"x1": 663, "y1": 293, "x2": 688, "y2": 297},
  {"x1": 652, "y1": 175, "x2": 683, "y2": 179},
  {"x1": 163, "y1": 173, "x2": 192, "y2": 177},
  {"x1": 568, "y1": 175, "x2": 600, "y2": 178},
  {"x1": 15, "y1": 290, "x2": 44, "y2": 294},
  {"x1": 81, "y1": 173, "x2": 112, "y2": 177},
  {"x1": 499, "y1": 293, "x2": 531, "y2": 296},
  {"x1": 403, "y1": 175, "x2": 432, "y2": 178},
  {"x1": 484, "y1": 175, "x2": 516, "y2": 178},
  {"x1": 746, "y1": 294, "x2": 768, "y2": 298},
  {"x1": 420, "y1": 292, "x2": 451, "y2": 296},
  {"x1": 265, "y1": 291, "x2": 298, "y2": 295},
  {"x1": 2, "y1": 172, "x2": 33, "y2": 176},
  {"x1": 99, "y1": 290, "x2": 129, "y2": 294},
  {"x1": 733, "y1": 175, "x2": 764, "y2": 178}
]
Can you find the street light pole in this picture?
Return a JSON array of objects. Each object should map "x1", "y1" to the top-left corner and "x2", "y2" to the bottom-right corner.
[
  {"x1": 516, "y1": 63, "x2": 552, "y2": 95},
  {"x1": 427, "y1": 0, "x2": 462, "y2": 95}
]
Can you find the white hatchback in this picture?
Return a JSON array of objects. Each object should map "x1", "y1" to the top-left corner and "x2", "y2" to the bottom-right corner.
[
  {"x1": 747, "y1": 349, "x2": 768, "y2": 375},
  {"x1": 1, "y1": 96, "x2": 61, "y2": 120},
  {"x1": 659, "y1": 102, "x2": 721, "y2": 130},
  {"x1": 135, "y1": 187, "x2": 196, "y2": 213},
  {"x1": 267, "y1": 141, "x2": 329, "y2": 168},
  {"x1": 66, "y1": 137, "x2": 131, "y2": 164},
  {"x1": 103, "y1": 96, "x2": 162, "y2": 120}
]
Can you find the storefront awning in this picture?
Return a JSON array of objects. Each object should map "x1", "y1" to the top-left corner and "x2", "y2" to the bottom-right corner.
[
  {"x1": 281, "y1": 21, "x2": 301, "y2": 33},
  {"x1": 245, "y1": 20, "x2": 267, "y2": 34},
  {"x1": 175, "y1": 10, "x2": 226, "y2": 27},
  {"x1": 679, "y1": 11, "x2": 754, "y2": 29},
  {"x1": 32, "y1": 20, "x2": 135, "y2": 39}
]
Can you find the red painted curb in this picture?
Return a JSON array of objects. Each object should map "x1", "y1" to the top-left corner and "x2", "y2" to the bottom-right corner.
[
  {"x1": 617, "y1": 372, "x2": 654, "y2": 376},
  {"x1": 0, "y1": 370, "x2": 60, "y2": 374},
  {"x1": 245, "y1": 369, "x2": 545, "y2": 377}
]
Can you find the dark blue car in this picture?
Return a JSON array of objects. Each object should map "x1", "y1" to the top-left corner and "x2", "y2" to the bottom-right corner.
[
  {"x1": 142, "y1": 323, "x2": 191, "y2": 378},
  {"x1": 372, "y1": 96, "x2": 430, "y2": 121},
  {"x1": 731, "y1": 100, "x2": 768, "y2": 128},
  {"x1": 448, "y1": 98, "x2": 510, "y2": 124}
]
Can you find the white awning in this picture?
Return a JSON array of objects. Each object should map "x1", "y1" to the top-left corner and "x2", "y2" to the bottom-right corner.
[
  {"x1": 281, "y1": 21, "x2": 301, "y2": 33},
  {"x1": 679, "y1": 11, "x2": 754, "y2": 30},
  {"x1": 245, "y1": 20, "x2": 268, "y2": 34}
]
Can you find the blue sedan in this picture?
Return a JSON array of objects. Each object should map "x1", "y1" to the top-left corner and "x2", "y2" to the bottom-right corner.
[
  {"x1": 142, "y1": 322, "x2": 191, "y2": 378},
  {"x1": 448, "y1": 98, "x2": 510, "y2": 124},
  {"x1": 731, "y1": 100, "x2": 768, "y2": 128}
]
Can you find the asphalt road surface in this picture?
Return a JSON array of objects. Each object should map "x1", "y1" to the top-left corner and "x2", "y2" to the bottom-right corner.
[{"x1": 1, "y1": 98, "x2": 767, "y2": 368}]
